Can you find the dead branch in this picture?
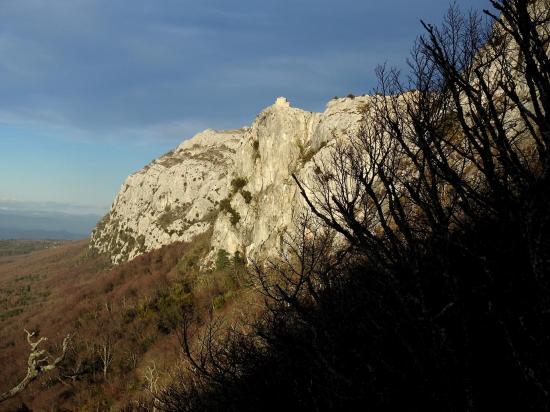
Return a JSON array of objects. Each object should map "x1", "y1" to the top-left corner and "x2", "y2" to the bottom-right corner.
[{"x1": 0, "y1": 330, "x2": 71, "y2": 403}]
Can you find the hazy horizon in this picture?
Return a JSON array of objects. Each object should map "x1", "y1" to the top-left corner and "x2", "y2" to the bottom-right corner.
[{"x1": 0, "y1": 199, "x2": 102, "y2": 239}]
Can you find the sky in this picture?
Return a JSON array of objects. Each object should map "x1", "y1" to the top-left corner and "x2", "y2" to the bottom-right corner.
[{"x1": 0, "y1": 0, "x2": 487, "y2": 215}]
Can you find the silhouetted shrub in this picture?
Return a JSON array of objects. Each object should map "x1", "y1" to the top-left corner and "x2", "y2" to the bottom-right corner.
[{"x1": 159, "y1": 2, "x2": 550, "y2": 411}]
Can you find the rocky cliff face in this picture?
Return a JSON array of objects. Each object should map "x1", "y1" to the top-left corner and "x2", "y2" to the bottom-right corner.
[{"x1": 90, "y1": 96, "x2": 370, "y2": 264}]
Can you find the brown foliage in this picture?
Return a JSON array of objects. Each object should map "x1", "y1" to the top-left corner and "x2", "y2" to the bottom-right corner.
[{"x1": 0, "y1": 229, "x2": 254, "y2": 410}]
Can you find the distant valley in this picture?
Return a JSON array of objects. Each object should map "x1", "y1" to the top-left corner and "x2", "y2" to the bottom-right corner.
[
  {"x1": 0, "y1": 239, "x2": 66, "y2": 257},
  {"x1": 0, "y1": 202, "x2": 102, "y2": 240}
]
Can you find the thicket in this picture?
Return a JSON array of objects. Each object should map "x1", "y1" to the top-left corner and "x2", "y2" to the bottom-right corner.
[
  {"x1": 252, "y1": 140, "x2": 261, "y2": 160},
  {"x1": 230, "y1": 177, "x2": 248, "y2": 193},
  {"x1": 219, "y1": 198, "x2": 240, "y2": 226},
  {"x1": 159, "y1": 1, "x2": 550, "y2": 411},
  {"x1": 219, "y1": 177, "x2": 251, "y2": 226},
  {"x1": 240, "y1": 190, "x2": 252, "y2": 204}
]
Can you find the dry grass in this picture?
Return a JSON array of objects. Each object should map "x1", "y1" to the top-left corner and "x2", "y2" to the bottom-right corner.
[{"x1": 0, "y1": 232, "x2": 258, "y2": 410}]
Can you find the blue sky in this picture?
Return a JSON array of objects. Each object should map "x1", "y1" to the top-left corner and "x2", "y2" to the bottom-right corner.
[{"x1": 0, "y1": 0, "x2": 486, "y2": 214}]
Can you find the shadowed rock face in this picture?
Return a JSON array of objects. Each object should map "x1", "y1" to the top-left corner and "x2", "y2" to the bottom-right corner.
[{"x1": 91, "y1": 96, "x2": 371, "y2": 264}]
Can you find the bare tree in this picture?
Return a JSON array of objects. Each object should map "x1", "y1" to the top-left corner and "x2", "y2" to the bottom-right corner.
[
  {"x1": 252, "y1": 211, "x2": 348, "y2": 321},
  {"x1": 294, "y1": 0, "x2": 550, "y2": 274},
  {"x1": 98, "y1": 334, "x2": 114, "y2": 381},
  {"x1": 291, "y1": 0, "x2": 550, "y2": 406},
  {"x1": 144, "y1": 362, "x2": 160, "y2": 412},
  {"x1": 159, "y1": 213, "x2": 351, "y2": 411},
  {"x1": 159, "y1": 2, "x2": 550, "y2": 410},
  {"x1": 0, "y1": 330, "x2": 71, "y2": 403}
]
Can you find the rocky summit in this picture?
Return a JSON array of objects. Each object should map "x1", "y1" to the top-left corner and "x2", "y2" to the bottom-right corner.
[{"x1": 90, "y1": 95, "x2": 369, "y2": 264}]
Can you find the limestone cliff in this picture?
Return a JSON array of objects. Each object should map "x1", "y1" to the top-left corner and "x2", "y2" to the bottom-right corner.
[{"x1": 90, "y1": 96, "x2": 370, "y2": 264}]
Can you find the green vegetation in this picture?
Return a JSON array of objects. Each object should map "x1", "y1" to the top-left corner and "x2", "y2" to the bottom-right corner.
[
  {"x1": 252, "y1": 140, "x2": 260, "y2": 160},
  {"x1": 228, "y1": 212, "x2": 240, "y2": 226},
  {"x1": 211, "y1": 294, "x2": 226, "y2": 310},
  {"x1": 0, "y1": 272, "x2": 50, "y2": 322},
  {"x1": 219, "y1": 197, "x2": 240, "y2": 227},
  {"x1": 230, "y1": 177, "x2": 248, "y2": 193},
  {"x1": 241, "y1": 190, "x2": 252, "y2": 204},
  {"x1": 219, "y1": 197, "x2": 231, "y2": 212},
  {"x1": 0, "y1": 240, "x2": 64, "y2": 257},
  {"x1": 181, "y1": 146, "x2": 234, "y2": 166},
  {"x1": 157, "y1": 151, "x2": 185, "y2": 168},
  {"x1": 157, "y1": 203, "x2": 191, "y2": 230},
  {"x1": 215, "y1": 249, "x2": 230, "y2": 271},
  {"x1": 209, "y1": 250, "x2": 246, "y2": 310},
  {"x1": 219, "y1": 177, "x2": 250, "y2": 226},
  {"x1": 297, "y1": 140, "x2": 327, "y2": 165},
  {"x1": 0, "y1": 308, "x2": 23, "y2": 321}
]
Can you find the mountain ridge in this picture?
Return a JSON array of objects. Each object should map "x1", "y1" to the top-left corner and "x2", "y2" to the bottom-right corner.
[{"x1": 90, "y1": 95, "x2": 367, "y2": 264}]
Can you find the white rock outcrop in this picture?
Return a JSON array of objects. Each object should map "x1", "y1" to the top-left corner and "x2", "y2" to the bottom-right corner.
[{"x1": 90, "y1": 96, "x2": 371, "y2": 264}]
